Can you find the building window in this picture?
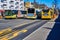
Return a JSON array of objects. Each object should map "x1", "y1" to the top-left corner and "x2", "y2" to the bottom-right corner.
[
  {"x1": 9, "y1": 5, "x2": 14, "y2": 8},
  {"x1": 3, "y1": 4, "x2": 7, "y2": 6},
  {"x1": 15, "y1": 2, "x2": 19, "y2": 5},
  {"x1": 1, "y1": 5, "x2": 3, "y2": 7},
  {"x1": 9, "y1": 1, "x2": 14, "y2": 4},
  {"x1": 1, "y1": 5, "x2": 7, "y2": 9},
  {"x1": 20, "y1": 3, "x2": 23, "y2": 6},
  {"x1": 20, "y1": 0, "x2": 23, "y2": 1},
  {"x1": 15, "y1": 6, "x2": 19, "y2": 9},
  {"x1": 1, "y1": 0, "x2": 7, "y2": 3},
  {"x1": 15, "y1": 0, "x2": 19, "y2": 1},
  {"x1": 20, "y1": 7, "x2": 23, "y2": 9}
]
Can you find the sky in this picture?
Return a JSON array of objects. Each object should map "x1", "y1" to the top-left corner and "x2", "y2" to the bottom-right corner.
[{"x1": 24, "y1": 0, "x2": 60, "y2": 8}]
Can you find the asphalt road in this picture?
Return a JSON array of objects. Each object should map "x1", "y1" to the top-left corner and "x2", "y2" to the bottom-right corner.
[
  {"x1": 0, "y1": 19, "x2": 48, "y2": 40},
  {"x1": 0, "y1": 19, "x2": 40, "y2": 30},
  {"x1": 11, "y1": 20, "x2": 48, "y2": 40}
]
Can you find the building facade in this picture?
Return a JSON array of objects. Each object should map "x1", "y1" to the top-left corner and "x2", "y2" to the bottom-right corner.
[{"x1": 0, "y1": 0, "x2": 24, "y2": 10}]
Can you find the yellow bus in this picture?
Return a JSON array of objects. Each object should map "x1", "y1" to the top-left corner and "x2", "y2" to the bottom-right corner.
[
  {"x1": 41, "y1": 9, "x2": 53, "y2": 19},
  {"x1": 26, "y1": 8, "x2": 37, "y2": 19},
  {"x1": 4, "y1": 10, "x2": 17, "y2": 19}
]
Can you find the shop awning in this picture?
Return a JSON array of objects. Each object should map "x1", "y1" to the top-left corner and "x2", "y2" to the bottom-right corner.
[{"x1": 0, "y1": 10, "x2": 5, "y2": 12}]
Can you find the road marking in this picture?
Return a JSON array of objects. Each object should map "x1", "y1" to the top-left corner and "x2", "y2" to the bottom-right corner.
[
  {"x1": 0, "y1": 30, "x2": 27, "y2": 40},
  {"x1": 1, "y1": 37, "x2": 9, "y2": 40},
  {"x1": 9, "y1": 30, "x2": 27, "y2": 39},
  {"x1": 13, "y1": 20, "x2": 39, "y2": 28},
  {"x1": 0, "y1": 28, "x2": 12, "y2": 35},
  {"x1": 21, "y1": 30, "x2": 27, "y2": 33},
  {"x1": 0, "y1": 20, "x2": 38, "y2": 37},
  {"x1": 0, "y1": 20, "x2": 40, "y2": 40}
]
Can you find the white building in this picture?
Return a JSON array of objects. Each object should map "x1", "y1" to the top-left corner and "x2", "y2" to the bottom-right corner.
[{"x1": 0, "y1": 0, "x2": 24, "y2": 10}]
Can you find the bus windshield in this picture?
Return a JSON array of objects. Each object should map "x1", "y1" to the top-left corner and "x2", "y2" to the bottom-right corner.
[
  {"x1": 42, "y1": 9, "x2": 49, "y2": 13},
  {"x1": 12, "y1": 10, "x2": 18, "y2": 14},
  {"x1": 28, "y1": 8, "x2": 35, "y2": 13},
  {"x1": 21, "y1": 11, "x2": 27, "y2": 14},
  {"x1": 5, "y1": 10, "x2": 13, "y2": 16}
]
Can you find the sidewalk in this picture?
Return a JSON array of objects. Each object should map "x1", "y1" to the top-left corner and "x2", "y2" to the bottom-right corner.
[
  {"x1": 23, "y1": 22, "x2": 55, "y2": 40},
  {"x1": 47, "y1": 14, "x2": 60, "y2": 40},
  {"x1": 47, "y1": 22, "x2": 60, "y2": 40}
]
